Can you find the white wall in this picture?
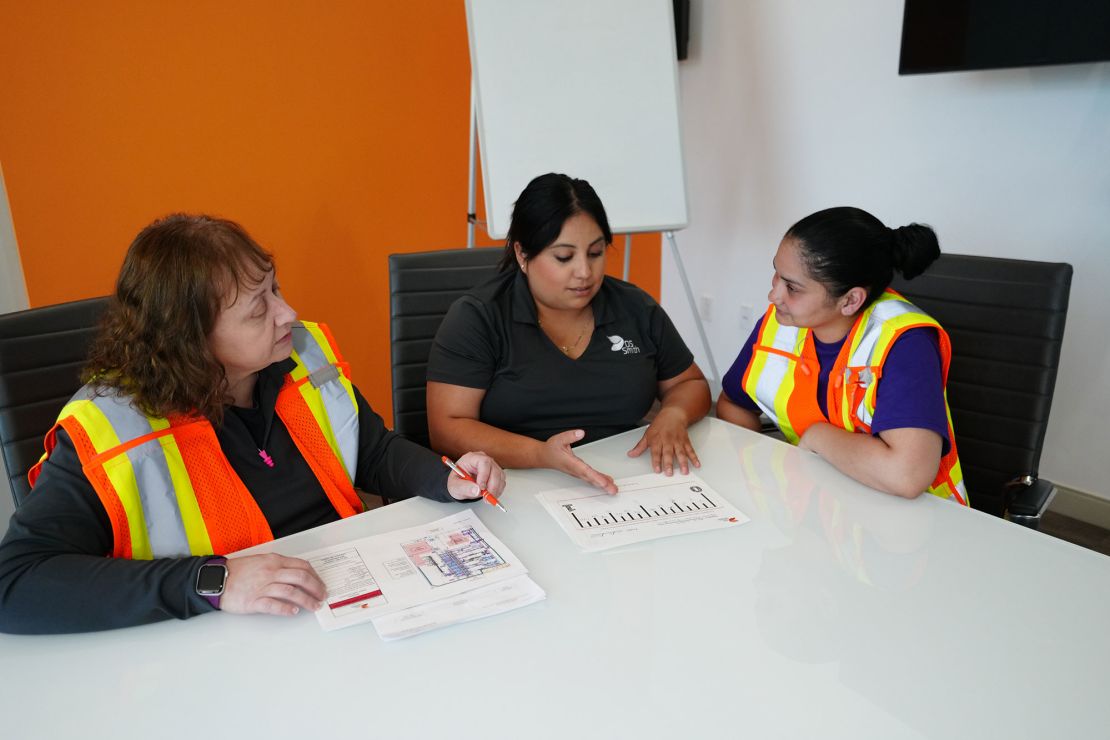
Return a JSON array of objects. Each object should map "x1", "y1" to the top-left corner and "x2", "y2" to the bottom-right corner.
[
  {"x1": 0, "y1": 164, "x2": 29, "y2": 525},
  {"x1": 665, "y1": 0, "x2": 1110, "y2": 499}
]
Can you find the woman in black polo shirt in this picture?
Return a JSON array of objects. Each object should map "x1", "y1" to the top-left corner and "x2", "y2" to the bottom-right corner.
[{"x1": 426, "y1": 173, "x2": 711, "y2": 493}]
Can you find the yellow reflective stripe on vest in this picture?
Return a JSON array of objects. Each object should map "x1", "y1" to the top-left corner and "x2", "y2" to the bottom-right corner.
[
  {"x1": 943, "y1": 454, "x2": 967, "y2": 502},
  {"x1": 743, "y1": 331, "x2": 772, "y2": 405},
  {"x1": 929, "y1": 399, "x2": 967, "y2": 503},
  {"x1": 66, "y1": 392, "x2": 215, "y2": 559},
  {"x1": 773, "y1": 362, "x2": 800, "y2": 445},
  {"x1": 845, "y1": 295, "x2": 940, "y2": 430},
  {"x1": 834, "y1": 369, "x2": 857, "y2": 432},
  {"x1": 156, "y1": 427, "x2": 214, "y2": 556},
  {"x1": 746, "y1": 311, "x2": 804, "y2": 444},
  {"x1": 65, "y1": 397, "x2": 154, "y2": 561},
  {"x1": 290, "y1": 322, "x2": 359, "y2": 482}
]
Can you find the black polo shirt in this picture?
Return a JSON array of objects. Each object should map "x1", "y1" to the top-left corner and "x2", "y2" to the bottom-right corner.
[{"x1": 427, "y1": 270, "x2": 694, "y2": 444}]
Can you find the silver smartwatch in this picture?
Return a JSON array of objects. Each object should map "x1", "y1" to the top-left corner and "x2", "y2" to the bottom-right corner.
[{"x1": 195, "y1": 557, "x2": 228, "y2": 609}]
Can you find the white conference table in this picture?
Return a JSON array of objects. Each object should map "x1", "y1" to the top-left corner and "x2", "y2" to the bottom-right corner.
[{"x1": 3, "y1": 418, "x2": 1109, "y2": 739}]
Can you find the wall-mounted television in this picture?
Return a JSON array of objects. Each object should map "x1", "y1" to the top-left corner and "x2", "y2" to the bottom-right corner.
[{"x1": 899, "y1": 0, "x2": 1110, "y2": 75}]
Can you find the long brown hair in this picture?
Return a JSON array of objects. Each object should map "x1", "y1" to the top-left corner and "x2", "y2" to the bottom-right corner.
[{"x1": 83, "y1": 213, "x2": 274, "y2": 424}]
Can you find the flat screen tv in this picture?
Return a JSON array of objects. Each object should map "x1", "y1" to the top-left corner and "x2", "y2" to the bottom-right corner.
[{"x1": 900, "y1": 0, "x2": 1110, "y2": 75}]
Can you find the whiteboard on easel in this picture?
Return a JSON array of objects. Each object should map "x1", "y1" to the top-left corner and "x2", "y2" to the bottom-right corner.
[{"x1": 465, "y1": 0, "x2": 688, "y2": 240}]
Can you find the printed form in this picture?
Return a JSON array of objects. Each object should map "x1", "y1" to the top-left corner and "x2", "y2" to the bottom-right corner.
[
  {"x1": 302, "y1": 510, "x2": 544, "y2": 639},
  {"x1": 538, "y1": 472, "x2": 749, "y2": 552}
]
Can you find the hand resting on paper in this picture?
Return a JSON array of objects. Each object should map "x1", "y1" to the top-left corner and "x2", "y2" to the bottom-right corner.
[
  {"x1": 220, "y1": 553, "x2": 328, "y2": 616},
  {"x1": 626, "y1": 405, "x2": 702, "y2": 476}
]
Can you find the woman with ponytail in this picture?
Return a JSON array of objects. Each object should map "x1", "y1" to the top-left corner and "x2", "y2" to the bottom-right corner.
[{"x1": 716, "y1": 207, "x2": 967, "y2": 504}]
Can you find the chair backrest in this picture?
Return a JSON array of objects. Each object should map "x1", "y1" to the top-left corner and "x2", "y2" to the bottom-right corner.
[
  {"x1": 0, "y1": 297, "x2": 108, "y2": 507},
  {"x1": 388, "y1": 248, "x2": 503, "y2": 448},
  {"x1": 891, "y1": 254, "x2": 1072, "y2": 516}
]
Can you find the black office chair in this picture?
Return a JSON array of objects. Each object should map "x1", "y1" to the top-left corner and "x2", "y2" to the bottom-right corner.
[
  {"x1": 891, "y1": 254, "x2": 1072, "y2": 527},
  {"x1": 0, "y1": 297, "x2": 108, "y2": 508},
  {"x1": 388, "y1": 247, "x2": 503, "y2": 450}
]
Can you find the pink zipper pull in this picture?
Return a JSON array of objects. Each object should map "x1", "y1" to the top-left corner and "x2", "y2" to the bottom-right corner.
[{"x1": 258, "y1": 449, "x2": 274, "y2": 468}]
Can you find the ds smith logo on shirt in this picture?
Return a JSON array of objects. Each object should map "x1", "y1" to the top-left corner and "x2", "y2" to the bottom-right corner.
[{"x1": 607, "y1": 335, "x2": 641, "y2": 354}]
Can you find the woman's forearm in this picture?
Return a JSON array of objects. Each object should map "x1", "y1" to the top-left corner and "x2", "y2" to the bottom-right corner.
[
  {"x1": 430, "y1": 415, "x2": 549, "y2": 470},
  {"x1": 799, "y1": 423, "x2": 941, "y2": 498},
  {"x1": 715, "y1": 392, "x2": 763, "y2": 431},
  {"x1": 658, "y1": 377, "x2": 711, "y2": 425}
]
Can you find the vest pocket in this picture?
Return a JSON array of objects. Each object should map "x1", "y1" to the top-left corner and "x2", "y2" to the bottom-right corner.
[{"x1": 843, "y1": 366, "x2": 879, "y2": 430}]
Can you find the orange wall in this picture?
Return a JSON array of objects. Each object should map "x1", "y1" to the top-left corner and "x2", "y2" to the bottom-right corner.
[{"x1": 0, "y1": 1, "x2": 661, "y2": 424}]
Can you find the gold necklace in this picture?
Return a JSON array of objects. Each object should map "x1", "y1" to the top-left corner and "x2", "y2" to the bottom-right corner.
[{"x1": 538, "y1": 311, "x2": 593, "y2": 355}]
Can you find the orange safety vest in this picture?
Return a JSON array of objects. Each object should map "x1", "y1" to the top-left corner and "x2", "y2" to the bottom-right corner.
[
  {"x1": 28, "y1": 321, "x2": 364, "y2": 559},
  {"x1": 741, "y1": 290, "x2": 967, "y2": 505}
]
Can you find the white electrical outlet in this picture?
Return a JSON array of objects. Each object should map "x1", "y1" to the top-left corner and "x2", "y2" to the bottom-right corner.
[
  {"x1": 740, "y1": 303, "x2": 753, "y2": 327},
  {"x1": 699, "y1": 294, "x2": 713, "y2": 321}
]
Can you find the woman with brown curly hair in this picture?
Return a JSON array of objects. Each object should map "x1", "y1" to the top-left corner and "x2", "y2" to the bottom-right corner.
[{"x1": 0, "y1": 214, "x2": 504, "y2": 634}]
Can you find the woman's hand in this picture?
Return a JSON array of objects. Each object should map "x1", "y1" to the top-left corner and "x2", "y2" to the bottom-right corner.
[
  {"x1": 542, "y1": 430, "x2": 618, "y2": 494},
  {"x1": 446, "y1": 451, "x2": 506, "y2": 501},
  {"x1": 629, "y1": 364, "x2": 709, "y2": 475},
  {"x1": 427, "y1": 382, "x2": 615, "y2": 493},
  {"x1": 220, "y1": 553, "x2": 327, "y2": 616},
  {"x1": 627, "y1": 406, "x2": 701, "y2": 475}
]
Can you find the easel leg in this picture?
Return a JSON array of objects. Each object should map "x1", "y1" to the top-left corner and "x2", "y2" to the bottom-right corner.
[
  {"x1": 665, "y1": 231, "x2": 719, "y2": 386},
  {"x1": 467, "y1": 78, "x2": 478, "y2": 249}
]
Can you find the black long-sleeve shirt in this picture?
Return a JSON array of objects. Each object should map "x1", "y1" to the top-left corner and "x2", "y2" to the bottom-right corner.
[{"x1": 0, "y1": 359, "x2": 454, "y2": 634}]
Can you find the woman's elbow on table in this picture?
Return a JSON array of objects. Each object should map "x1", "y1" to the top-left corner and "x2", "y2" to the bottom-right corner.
[
  {"x1": 887, "y1": 480, "x2": 929, "y2": 500},
  {"x1": 715, "y1": 391, "x2": 762, "y2": 432},
  {"x1": 877, "y1": 429, "x2": 944, "y2": 500}
]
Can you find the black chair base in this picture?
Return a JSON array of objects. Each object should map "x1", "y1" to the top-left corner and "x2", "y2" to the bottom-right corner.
[{"x1": 1005, "y1": 478, "x2": 1058, "y2": 530}]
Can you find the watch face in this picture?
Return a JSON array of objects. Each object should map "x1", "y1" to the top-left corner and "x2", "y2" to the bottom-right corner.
[{"x1": 196, "y1": 563, "x2": 228, "y2": 596}]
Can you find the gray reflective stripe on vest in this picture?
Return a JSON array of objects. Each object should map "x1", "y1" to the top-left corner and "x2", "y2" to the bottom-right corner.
[
  {"x1": 751, "y1": 322, "x2": 802, "y2": 426},
  {"x1": 846, "y1": 298, "x2": 919, "y2": 368},
  {"x1": 844, "y1": 298, "x2": 922, "y2": 427},
  {"x1": 83, "y1": 387, "x2": 193, "y2": 558},
  {"x1": 291, "y1": 324, "x2": 358, "y2": 481}
]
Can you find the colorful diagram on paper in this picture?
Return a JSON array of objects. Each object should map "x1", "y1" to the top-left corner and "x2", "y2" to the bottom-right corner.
[{"x1": 402, "y1": 527, "x2": 509, "y2": 587}]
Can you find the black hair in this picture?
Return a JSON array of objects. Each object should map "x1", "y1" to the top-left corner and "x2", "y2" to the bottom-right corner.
[
  {"x1": 499, "y1": 173, "x2": 613, "y2": 271},
  {"x1": 785, "y1": 206, "x2": 940, "y2": 309}
]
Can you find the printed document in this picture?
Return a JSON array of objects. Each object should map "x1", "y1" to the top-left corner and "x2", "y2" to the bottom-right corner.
[
  {"x1": 303, "y1": 509, "x2": 544, "y2": 638},
  {"x1": 537, "y1": 472, "x2": 749, "y2": 552}
]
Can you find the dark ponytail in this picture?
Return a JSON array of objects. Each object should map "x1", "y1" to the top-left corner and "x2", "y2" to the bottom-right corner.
[
  {"x1": 499, "y1": 173, "x2": 613, "y2": 271},
  {"x1": 889, "y1": 224, "x2": 940, "y2": 280},
  {"x1": 786, "y1": 207, "x2": 940, "y2": 309}
]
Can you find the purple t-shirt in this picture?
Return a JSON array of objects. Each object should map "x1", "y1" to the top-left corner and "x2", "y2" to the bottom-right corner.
[{"x1": 721, "y1": 321, "x2": 951, "y2": 454}]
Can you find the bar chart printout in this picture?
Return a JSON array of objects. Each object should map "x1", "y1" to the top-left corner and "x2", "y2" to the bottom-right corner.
[
  {"x1": 568, "y1": 487, "x2": 722, "y2": 529},
  {"x1": 537, "y1": 472, "x2": 749, "y2": 552}
]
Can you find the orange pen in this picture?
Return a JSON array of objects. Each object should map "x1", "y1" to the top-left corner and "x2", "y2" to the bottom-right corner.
[{"x1": 441, "y1": 456, "x2": 507, "y2": 512}]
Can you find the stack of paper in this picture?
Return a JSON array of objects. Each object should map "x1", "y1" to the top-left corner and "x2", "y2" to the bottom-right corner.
[{"x1": 303, "y1": 510, "x2": 544, "y2": 639}]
